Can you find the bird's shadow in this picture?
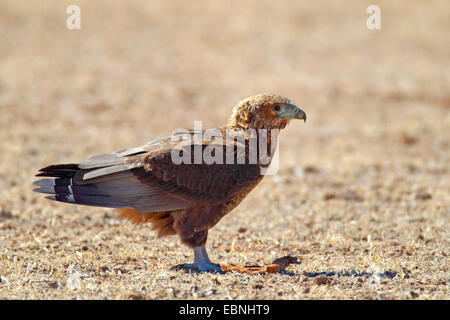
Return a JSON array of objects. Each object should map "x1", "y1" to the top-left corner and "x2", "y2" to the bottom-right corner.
[
  {"x1": 171, "y1": 255, "x2": 404, "y2": 279},
  {"x1": 273, "y1": 257, "x2": 403, "y2": 278},
  {"x1": 170, "y1": 264, "x2": 226, "y2": 274},
  {"x1": 299, "y1": 270, "x2": 403, "y2": 279}
]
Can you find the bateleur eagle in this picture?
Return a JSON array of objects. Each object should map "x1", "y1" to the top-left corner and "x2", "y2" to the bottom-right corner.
[{"x1": 34, "y1": 94, "x2": 306, "y2": 273}]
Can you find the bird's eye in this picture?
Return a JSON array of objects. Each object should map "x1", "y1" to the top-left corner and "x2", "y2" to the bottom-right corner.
[{"x1": 273, "y1": 105, "x2": 281, "y2": 112}]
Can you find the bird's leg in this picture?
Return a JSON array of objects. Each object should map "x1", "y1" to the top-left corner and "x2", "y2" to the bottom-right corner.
[{"x1": 174, "y1": 246, "x2": 224, "y2": 273}]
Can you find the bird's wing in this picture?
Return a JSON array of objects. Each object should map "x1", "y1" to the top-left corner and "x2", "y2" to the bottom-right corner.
[
  {"x1": 34, "y1": 133, "x2": 194, "y2": 212},
  {"x1": 34, "y1": 129, "x2": 262, "y2": 211},
  {"x1": 76, "y1": 135, "x2": 177, "y2": 170},
  {"x1": 131, "y1": 128, "x2": 263, "y2": 205}
]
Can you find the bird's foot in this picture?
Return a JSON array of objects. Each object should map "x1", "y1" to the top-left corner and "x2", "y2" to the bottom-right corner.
[{"x1": 171, "y1": 261, "x2": 225, "y2": 274}]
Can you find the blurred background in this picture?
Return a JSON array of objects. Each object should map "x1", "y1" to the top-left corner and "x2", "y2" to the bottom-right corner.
[{"x1": 0, "y1": 0, "x2": 448, "y2": 299}]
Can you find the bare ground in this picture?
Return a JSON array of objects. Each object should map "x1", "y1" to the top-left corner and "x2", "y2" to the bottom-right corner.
[{"x1": 0, "y1": 0, "x2": 449, "y2": 299}]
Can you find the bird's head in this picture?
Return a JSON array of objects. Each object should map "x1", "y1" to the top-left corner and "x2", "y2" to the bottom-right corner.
[{"x1": 227, "y1": 94, "x2": 306, "y2": 130}]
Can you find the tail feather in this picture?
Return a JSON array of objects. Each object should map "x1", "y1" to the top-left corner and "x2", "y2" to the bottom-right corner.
[
  {"x1": 33, "y1": 164, "x2": 130, "y2": 209},
  {"x1": 45, "y1": 194, "x2": 129, "y2": 208},
  {"x1": 39, "y1": 163, "x2": 79, "y2": 171},
  {"x1": 33, "y1": 178, "x2": 71, "y2": 186},
  {"x1": 36, "y1": 164, "x2": 80, "y2": 178},
  {"x1": 34, "y1": 162, "x2": 190, "y2": 213},
  {"x1": 33, "y1": 181, "x2": 102, "y2": 195}
]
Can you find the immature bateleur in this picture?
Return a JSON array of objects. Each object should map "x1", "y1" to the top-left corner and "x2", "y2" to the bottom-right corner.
[{"x1": 34, "y1": 94, "x2": 306, "y2": 273}]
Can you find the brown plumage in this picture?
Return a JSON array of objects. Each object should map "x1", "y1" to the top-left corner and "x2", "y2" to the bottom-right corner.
[{"x1": 34, "y1": 94, "x2": 306, "y2": 272}]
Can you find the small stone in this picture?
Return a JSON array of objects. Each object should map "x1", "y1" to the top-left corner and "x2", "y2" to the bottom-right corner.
[
  {"x1": 99, "y1": 266, "x2": 109, "y2": 273},
  {"x1": 304, "y1": 165, "x2": 321, "y2": 174},
  {"x1": 0, "y1": 209, "x2": 12, "y2": 219},
  {"x1": 315, "y1": 276, "x2": 331, "y2": 285},
  {"x1": 401, "y1": 133, "x2": 418, "y2": 145},
  {"x1": 323, "y1": 193, "x2": 336, "y2": 201},
  {"x1": 344, "y1": 191, "x2": 364, "y2": 202},
  {"x1": 415, "y1": 191, "x2": 432, "y2": 200}
]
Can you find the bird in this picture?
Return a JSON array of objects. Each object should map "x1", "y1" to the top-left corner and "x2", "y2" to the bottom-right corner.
[{"x1": 33, "y1": 94, "x2": 306, "y2": 273}]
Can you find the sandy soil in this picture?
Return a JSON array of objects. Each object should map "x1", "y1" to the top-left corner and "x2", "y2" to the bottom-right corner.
[{"x1": 0, "y1": 0, "x2": 449, "y2": 299}]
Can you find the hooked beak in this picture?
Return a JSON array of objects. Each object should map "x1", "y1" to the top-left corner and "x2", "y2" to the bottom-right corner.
[{"x1": 277, "y1": 104, "x2": 307, "y2": 122}]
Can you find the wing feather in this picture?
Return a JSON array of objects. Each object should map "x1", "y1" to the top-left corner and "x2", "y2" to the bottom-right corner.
[
  {"x1": 35, "y1": 135, "x2": 194, "y2": 212},
  {"x1": 35, "y1": 129, "x2": 263, "y2": 213},
  {"x1": 132, "y1": 129, "x2": 263, "y2": 205}
]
